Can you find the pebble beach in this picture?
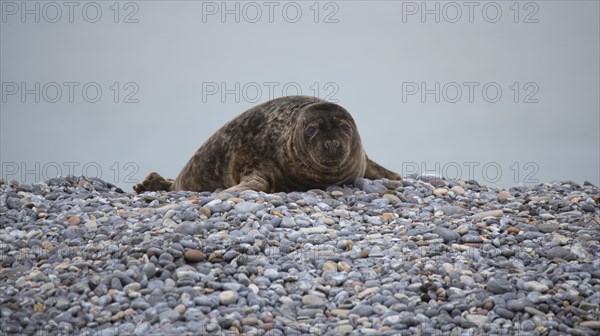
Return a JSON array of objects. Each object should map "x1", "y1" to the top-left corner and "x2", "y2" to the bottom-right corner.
[{"x1": 0, "y1": 176, "x2": 599, "y2": 336}]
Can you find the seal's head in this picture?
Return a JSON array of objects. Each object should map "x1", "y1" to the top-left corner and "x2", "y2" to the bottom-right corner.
[{"x1": 294, "y1": 101, "x2": 364, "y2": 174}]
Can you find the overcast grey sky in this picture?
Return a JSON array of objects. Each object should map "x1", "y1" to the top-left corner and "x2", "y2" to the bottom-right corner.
[{"x1": 1, "y1": 1, "x2": 599, "y2": 190}]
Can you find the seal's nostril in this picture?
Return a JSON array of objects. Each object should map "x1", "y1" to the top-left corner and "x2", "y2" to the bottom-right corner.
[{"x1": 324, "y1": 140, "x2": 340, "y2": 151}]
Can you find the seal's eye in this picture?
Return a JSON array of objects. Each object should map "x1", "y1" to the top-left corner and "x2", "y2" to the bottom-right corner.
[
  {"x1": 306, "y1": 126, "x2": 317, "y2": 136},
  {"x1": 340, "y1": 124, "x2": 351, "y2": 134}
]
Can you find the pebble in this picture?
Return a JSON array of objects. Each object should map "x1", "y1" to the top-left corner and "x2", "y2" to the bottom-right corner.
[
  {"x1": 473, "y1": 209, "x2": 503, "y2": 220},
  {"x1": 433, "y1": 188, "x2": 448, "y2": 197},
  {"x1": 219, "y1": 291, "x2": 239, "y2": 305},
  {"x1": 350, "y1": 304, "x2": 374, "y2": 317},
  {"x1": 497, "y1": 190, "x2": 513, "y2": 202},
  {"x1": 184, "y1": 249, "x2": 204, "y2": 262},
  {"x1": 487, "y1": 278, "x2": 514, "y2": 294},
  {"x1": 538, "y1": 222, "x2": 559, "y2": 233},
  {"x1": 546, "y1": 246, "x2": 573, "y2": 260},
  {"x1": 495, "y1": 307, "x2": 515, "y2": 319},
  {"x1": 302, "y1": 294, "x2": 327, "y2": 308},
  {"x1": 523, "y1": 281, "x2": 549, "y2": 292},
  {"x1": 451, "y1": 186, "x2": 465, "y2": 195},
  {"x1": 66, "y1": 215, "x2": 80, "y2": 226},
  {"x1": 581, "y1": 203, "x2": 596, "y2": 213},
  {"x1": 466, "y1": 314, "x2": 488, "y2": 324},
  {"x1": 301, "y1": 226, "x2": 328, "y2": 234},
  {"x1": 461, "y1": 234, "x2": 483, "y2": 243},
  {"x1": 507, "y1": 299, "x2": 532, "y2": 311},
  {"x1": 433, "y1": 227, "x2": 460, "y2": 243},
  {"x1": 234, "y1": 201, "x2": 264, "y2": 214},
  {"x1": 0, "y1": 176, "x2": 597, "y2": 335},
  {"x1": 579, "y1": 321, "x2": 600, "y2": 330},
  {"x1": 358, "y1": 287, "x2": 379, "y2": 299}
]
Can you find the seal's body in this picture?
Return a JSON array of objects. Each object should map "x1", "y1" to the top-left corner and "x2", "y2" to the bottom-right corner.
[{"x1": 134, "y1": 96, "x2": 400, "y2": 193}]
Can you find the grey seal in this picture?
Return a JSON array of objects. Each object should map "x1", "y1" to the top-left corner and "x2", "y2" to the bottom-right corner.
[{"x1": 134, "y1": 96, "x2": 400, "y2": 193}]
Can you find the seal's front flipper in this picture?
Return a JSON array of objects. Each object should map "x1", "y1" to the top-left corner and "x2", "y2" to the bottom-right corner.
[
  {"x1": 224, "y1": 174, "x2": 270, "y2": 193},
  {"x1": 364, "y1": 157, "x2": 402, "y2": 181},
  {"x1": 133, "y1": 172, "x2": 173, "y2": 193}
]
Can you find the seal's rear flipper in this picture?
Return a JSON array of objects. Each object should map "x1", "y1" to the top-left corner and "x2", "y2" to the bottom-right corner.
[
  {"x1": 133, "y1": 172, "x2": 173, "y2": 193},
  {"x1": 364, "y1": 157, "x2": 402, "y2": 181}
]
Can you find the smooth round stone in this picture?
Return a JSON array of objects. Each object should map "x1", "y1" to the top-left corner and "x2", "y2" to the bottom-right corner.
[
  {"x1": 473, "y1": 210, "x2": 503, "y2": 220},
  {"x1": 184, "y1": 249, "x2": 204, "y2": 262},
  {"x1": 546, "y1": 246, "x2": 575, "y2": 260},
  {"x1": 124, "y1": 283, "x2": 142, "y2": 298},
  {"x1": 350, "y1": 304, "x2": 374, "y2": 317},
  {"x1": 507, "y1": 299, "x2": 533, "y2": 311},
  {"x1": 337, "y1": 324, "x2": 354, "y2": 335},
  {"x1": 465, "y1": 314, "x2": 488, "y2": 324},
  {"x1": 174, "y1": 304, "x2": 186, "y2": 314},
  {"x1": 234, "y1": 202, "x2": 264, "y2": 214},
  {"x1": 433, "y1": 227, "x2": 460, "y2": 243},
  {"x1": 433, "y1": 189, "x2": 448, "y2": 197},
  {"x1": 70, "y1": 281, "x2": 89, "y2": 294},
  {"x1": 302, "y1": 294, "x2": 326, "y2": 308},
  {"x1": 264, "y1": 269, "x2": 280, "y2": 281},
  {"x1": 322, "y1": 261, "x2": 338, "y2": 272},
  {"x1": 538, "y1": 222, "x2": 559, "y2": 233},
  {"x1": 383, "y1": 194, "x2": 401, "y2": 203},
  {"x1": 301, "y1": 226, "x2": 327, "y2": 234},
  {"x1": 495, "y1": 307, "x2": 515, "y2": 319},
  {"x1": 455, "y1": 225, "x2": 469, "y2": 235},
  {"x1": 459, "y1": 275, "x2": 476, "y2": 288},
  {"x1": 461, "y1": 234, "x2": 483, "y2": 243},
  {"x1": 497, "y1": 191, "x2": 513, "y2": 202},
  {"x1": 521, "y1": 320, "x2": 537, "y2": 332},
  {"x1": 174, "y1": 221, "x2": 202, "y2": 235},
  {"x1": 581, "y1": 203, "x2": 596, "y2": 213},
  {"x1": 219, "y1": 291, "x2": 239, "y2": 305},
  {"x1": 147, "y1": 279, "x2": 164, "y2": 291},
  {"x1": 159, "y1": 309, "x2": 179, "y2": 323},
  {"x1": 441, "y1": 206, "x2": 467, "y2": 216},
  {"x1": 382, "y1": 314, "x2": 402, "y2": 326},
  {"x1": 195, "y1": 296, "x2": 219, "y2": 307},
  {"x1": 331, "y1": 191, "x2": 344, "y2": 197},
  {"x1": 451, "y1": 186, "x2": 465, "y2": 195},
  {"x1": 131, "y1": 299, "x2": 150, "y2": 310},
  {"x1": 579, "y1": 321, "x2": 600, "y2": 330},
  {"x1": 487, "y1": 278, "x2": 513, "y2": 294},
  {"x1": 222, "y1": 283, "x2": 243, "y2": 292},
  {"x1": 180, "y1": 209, "x2": 199, "y2": 221},
  {"x1": 523, "y1": 281, "x2": 549, "y2": 292}
]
